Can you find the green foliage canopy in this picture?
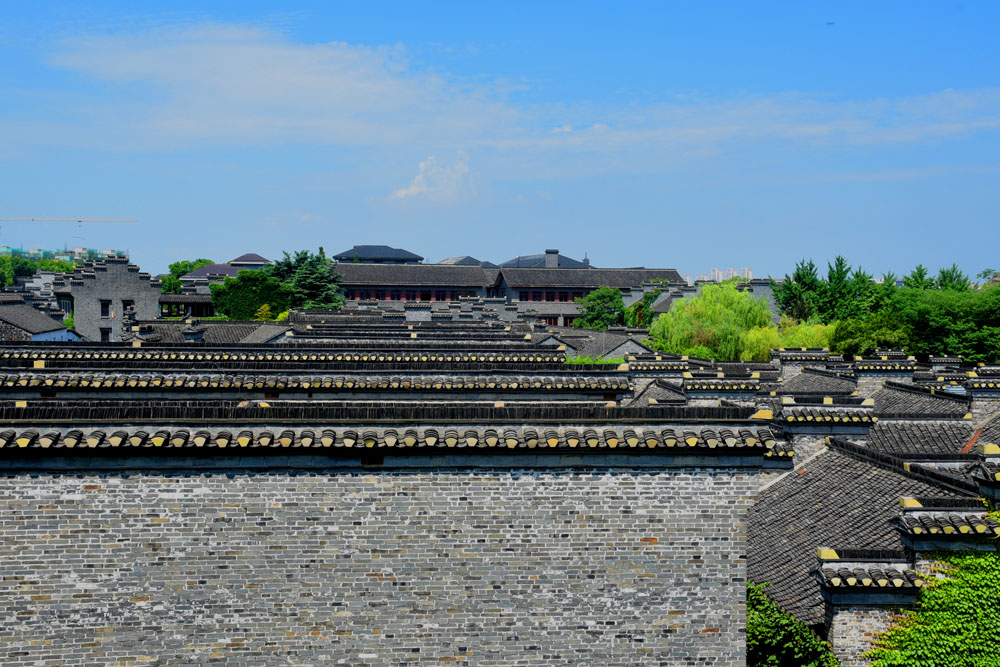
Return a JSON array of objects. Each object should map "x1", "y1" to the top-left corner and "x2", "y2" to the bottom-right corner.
[
  {"x1": 867, "y1": 551, "x2": 1000, "y2": 667},
  {"x1": 0, "y1": 256, "x2": 77, "y2": 288},
  {"x1": 747, "y1": 583, "x2": 839, "y2": 667},
  {"x1": 168, "y1": 258, "x2": 214, "y2": 279},
  {"x1": 160, "y1": 274, "x2": 183, "y2": 294},
  {"x1": 210, "y1": 270, "x2": 292, "y2": 321},
  {"x1": 574, "y1": 286, "x2": 625, "y2": 330},
  {"x1": 623, "y1": 287, "x2": 663, "y2": 328},
  {"x1": 648, "y1": 281, "x2": 775, "y2": 360}
]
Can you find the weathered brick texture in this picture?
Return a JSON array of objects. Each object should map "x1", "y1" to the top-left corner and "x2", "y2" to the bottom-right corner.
[
  {"x1": 0, "y1": 467, "x2": 757, "y2": 665},
  {"x1": 828, "y1": 605, "x2": 898, "y2": 666}
]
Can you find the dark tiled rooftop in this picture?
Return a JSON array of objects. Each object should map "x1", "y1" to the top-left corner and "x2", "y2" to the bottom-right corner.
[
  {"x1": 748, "y1": 444, "x2": 963, "y2": 625},
  {"x1": 866, "y1": 421, "x2": 974, "y2": 458}
]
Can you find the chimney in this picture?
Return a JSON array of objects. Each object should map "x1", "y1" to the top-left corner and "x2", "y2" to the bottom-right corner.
[
  {"x1": 544, "y1": 249, "x2": 559, "y2": 268},
  {"x1": 181, "y1": 321, "x2": 206, "y2": 343}
]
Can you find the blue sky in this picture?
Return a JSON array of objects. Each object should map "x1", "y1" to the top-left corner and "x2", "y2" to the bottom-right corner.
[{"x1": 1, "y1": 2, "x2": 998, "y2": 277}]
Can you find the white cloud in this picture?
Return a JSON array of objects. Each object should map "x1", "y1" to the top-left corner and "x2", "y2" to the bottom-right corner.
[
  {"x1": 391, "y1": 153, "x2": 470, "y2": 200},
  {"x1": 2, "y1": 21, "x2": 999, "y2": 186}
]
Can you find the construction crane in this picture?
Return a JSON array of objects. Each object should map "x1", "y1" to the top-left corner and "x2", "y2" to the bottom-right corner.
[{"x1": 0, "y1": 218, "x2": 138, "y2": 223}]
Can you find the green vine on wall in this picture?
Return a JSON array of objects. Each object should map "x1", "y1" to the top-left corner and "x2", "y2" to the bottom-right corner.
[
  {"x1": 747, "y1": 582, "x2": 840, "y2": 666},
  {"x1": 865, "y1": 550, "x2": 1000, "y2": 667}
]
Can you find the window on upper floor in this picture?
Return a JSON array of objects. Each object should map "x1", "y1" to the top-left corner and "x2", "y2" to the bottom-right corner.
[{"x1": 100, "y1": 300, "x2": 111, "y2": 318}]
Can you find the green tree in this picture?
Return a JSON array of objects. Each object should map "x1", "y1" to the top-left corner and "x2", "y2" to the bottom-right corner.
[
  {"x1": 10, "y1": 256, "x2": 35, "y2": 278},
  {"x1": 254, "y1": 304, "x2": 273, "y2": 321},
  {"x1": 288, "y1": 248, "x2": 344, "y2": 309},
  {"x1": 903, "y1": 264, "x2": 936, "y2": 290},
  {"x1": 210, "y1": 270, "x2": 293, "y2": 321},
  {"x1": 936, "y1": 264, "x2": 972, "y2": 292},
  {"x1": 821, "y1": 256, "x2": 853, "y2": 323},
  {"x1": 773, "y1": 259, "x2": 824, "y2": 321},
  {"x1": 168, "y1": 258, "x2": 214, "y2": 279},
  {"x1": 574, "y1": 286, "x2": 625, "y2": 330},
  {"x1": 0, "y1": 256, "x2": 14, "y2": 288},
  {"x1": 648, "y1": 281, "x2": 774, "y2": 360},
  {"x1": 747, "y1": 583, "x2": 839, "y2": 667},
  {"x1": 35, "y1": 259, "x2": 76, "y2": 273},
  {"x1": 624, "y1": 287, "x2": 664, "y2": 328},
  {"x1": 867, "y1": 551, "x2": 1000, "y2": 667},
  {"x1": 266, "y1": 250, "x2": 311, "y2": 283},
  {"x1": 160, "y1": 274, "x2": 183, "y2": 294}
]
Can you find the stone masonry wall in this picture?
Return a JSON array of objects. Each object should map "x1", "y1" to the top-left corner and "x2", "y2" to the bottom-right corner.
[
  {"x1": 828, "y1": 605, "x2": 898, "y2": 666},
  {"x1": 0, "y1": 466, "x2": 757, "y2": 665},
  {"x1": 855, "y1": 373, "x2": 912, "y2": 399},
  {"x1": 971, "y1": 393, "x2": 1000, "y2": 426},
  {"x1": 0, "y1": 319, "x2": 30, "y2": 342},
  {"x1": 68, "y1": 258, "x2": 160, "y2": 342}
]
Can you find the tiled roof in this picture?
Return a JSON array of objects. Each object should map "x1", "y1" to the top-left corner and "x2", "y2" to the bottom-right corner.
[
  {"x1": 819, "y1": 563, "x2": 925, "y2": 590},
  {"x1": 0, "y1": 304, "x2": 65, "y2": 335},
  {"x1": 0, "y1": 346, "x2": 566, "y2": 369},
  {"x1": 436, "y1": 256, "x2": 497, "y2": 268},
  {"x1": 781, "y1": 369, "x2": 857, "y2": 395},
  {"x1": 872, "y1": 382, "x2": 971, "y2": 417},
  {"x1": 0, "y1": 422, "x2": 784, "y2": 453},
  {"x1": 0, "y1": 372, "x2": 631, "y2": 395},
  {"x1": 182, "y1": 264, "x2": 243, "y2": 279},
  {"x1": 980, "y1": 414, "x2": 1000, "y2": 446},
  {"x1": 501, "y1": 268, "x2": 682, "y2": 288},
  {"x1": 899, "y1": 511, "x2": 1000, "y2": 538},
  {"x1": 332, "y1": 245, "x2": 423, "y2": 262},
  {"x1": 748, "y1": 445, "x2": 963, "y2": 625},
  {"x1": 498, "y1": 253, "x2": 591, "y2": 269},
  {"x1": 627, "y1": 380, "x2": 687, "y2": 406},
  {"x1": 866, "y1": 421, "x2": 974, "y2": 458},
  {"x1": 335, "y1": 264, "x2": 494, "y2": 287},
  {"x1": 120, "y1": 321, "x2": 276, "y2": 345},
  {"x1": 158, "y1": 293, "x2": 214, "y2": 304},
  {"x1": 230, "y1": 253, "x2": 270, "y2": 264}
]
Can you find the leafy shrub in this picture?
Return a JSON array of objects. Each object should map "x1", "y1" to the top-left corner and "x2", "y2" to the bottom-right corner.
[{"x1": 747, "y1": 583, "x2": 839, "y2": 667}]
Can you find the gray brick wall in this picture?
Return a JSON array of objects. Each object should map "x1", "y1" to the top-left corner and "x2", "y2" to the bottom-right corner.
[
  {"x1": 0, "y1": 466, "x2": 757, "y2": 665},
  {"x1": 971, "y1": 393, "x2": 1000, "y2": 425},
  {"x1": 66, "y1": 258, "x2": 160, "y2": 342},
  {"x1": 828, "y1": 605, "x2": 898, "y2": 666}
]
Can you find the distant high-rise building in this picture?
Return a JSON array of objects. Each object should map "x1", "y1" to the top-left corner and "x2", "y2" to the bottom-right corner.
[
  {"x1": 740, "y1": 268, "x2": 754, "y2": 280},
  {"x1": 681, "y1": 274, "x2": 692, "y2": 286},
  {"x1": 696, "y1": 274, "x2": 710, "y2": 283},
  {"x1": 710, "y1": 268, "x2": 724, "y2": 283},
  {"x1": 724, "y1": 268, "x2": 737, "y2": 280}
]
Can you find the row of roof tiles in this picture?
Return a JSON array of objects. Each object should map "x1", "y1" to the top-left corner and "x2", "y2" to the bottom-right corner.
[
  {"x1": 0, "y1": 424, "x2": 787, "y2": 453},
  {"x1": 0, "y1": 373, "x2": 630, "y2": 392}
]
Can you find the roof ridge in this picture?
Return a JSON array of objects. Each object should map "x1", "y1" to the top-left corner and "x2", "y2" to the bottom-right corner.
[
  {"x1": 827, "y1": 437, "x2": 979, "y2": 494},
  {"x1": 881, "y1": 380, "x2": 969, "y2": 403}
]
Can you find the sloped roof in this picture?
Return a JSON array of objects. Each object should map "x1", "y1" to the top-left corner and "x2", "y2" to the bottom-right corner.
[
  {"x1": 501, "y1": 268, "x2": 683, "y2": 288},
  {"x1": 781, "y1": 368, "x2": 857, "y2": 395},
  {"x1": 872, "y1": 382, "x2": 971, "y2": 417},
  {"x1": 748, "y1": 444, "x2": 964, "y2": 625},
  {"x1": 499, "y1": 253, "x2": 591, "y2": 269},
  {"x1": 627, "y1": 380, "x2": 687, "y2": 406},
  {"x1": 0, "y1": 303, "x2": 65, "y2": 335},
  {"x1": 335, "y1": 264, "x2": 495, "y2": 287},
  {"x1": 230, "y1": 253, "x2": 270, "y2": 264},
  {"x1": 866, "y1": 421, "x2": 974, "y2": 458},
  {"x1": 182, "y1": 264, "x2": 243, "y2": 279},
  {"x1": 332, "y1": 245, "x2": 423, "y2": 262},
  {"x1": 125, "y1": 321, "x2": 277, "y2": 345},
  {"x1": 437, "y1": 256, "x2": 498, "y2": 268}
]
